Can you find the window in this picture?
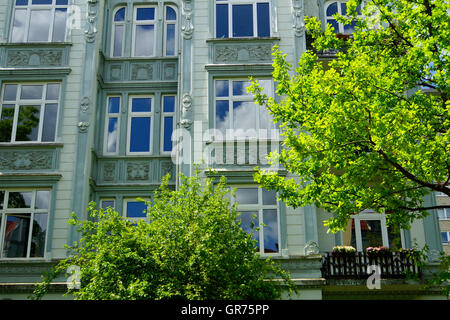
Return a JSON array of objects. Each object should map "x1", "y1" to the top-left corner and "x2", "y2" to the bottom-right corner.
[
  {"x1": 442, "y1": 231, "x2": 450, "y2": 245},
  {"x1": 111, "y1": 7, "x2": 126, "y2": 57},
  {"x1": 234, "y1": 187, "x2": 280, "y2": 254},
  {"x1": 0, "y1": 83, "x2": 60, "y2": 143},
  {"x1": 104, "y1": 96, "x2": 120, "y2": 154},
  {"x1": 100, "y1": 198, "x2": 115, "y2": 210},
  {"x1": 215, "y1": 0, "x2": 271, "y2": 38},
  {"x1": 123, "y1": 198, "x2": 148, "y2": 223},
  {"x1": 127, "y1": 96, "x2": 153, "y2": 154},
  {"x1": 11, "y1": 0, "x2": 68, "y2": 42},
  {"x1": 215, "y1": 79, "x2": 274, "y2": 139},
  {"x1": 437, "y1": 208, "x2": 450, "y2": 220},
  {"x1": 341, "y1": 211, "x2": 403, "y2": 251},
  {"x1": 325, "y1": 1, "x2": 362, "y2": 34},
  {"x1": 164, "y1": 6, "x2": 177, "y2": 56},
  {"x1": 161, "y1": 95, "x2": 175, "y2": 153},
  {"x1": 132, "y1": 6, "x2": 156, "y2": 57},
  {"x1": 0, "y1": 190, "x2": 50, "y2": 258}
]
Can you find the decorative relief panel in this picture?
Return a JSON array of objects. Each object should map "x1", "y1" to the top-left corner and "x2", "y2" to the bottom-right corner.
[
  {"x1": 7, "y1": 50, "x2": 63, "y2": 67},
  {"x1": 131, "y1": 63, "x2": 154, "y2": 81},
  {"x1": 163, "y1": 63, "x2": 177, "y2": 80},
  {"x1": 127, "y1": 162, "x2": 150, "y2": 181},
  {"x1": 214, "y1": 44, "x2": 273, "y2": 64},
  {"x1": 103, "y1": 162, "x2": 116, "y2": 181},
  {"x1": 0, "y1": 150, "x2": 54, "y2": 170},
  {"x1": 161, "y1": 161, "x2": 175, "y2": 180}
]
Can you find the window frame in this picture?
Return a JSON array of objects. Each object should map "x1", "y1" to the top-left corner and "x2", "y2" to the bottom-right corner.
[
  {"x1": 441, "y1": 231, "x2": 450, "y2": 245},
  {"x1": 161, "y1": 94, "x2": 176, "y2": 154},
  {"x1": 100, "y1": 198, "x2": 116, "y2": 211},
  {"x1": 163, "y1": 5, "x2": 178, "y2": 56},
  {"x1": 126, "y1": 95, "x2": 154, "y2": 155},
  {"x1": 215, "y1": 0, "x2": 271, "y2": 39},
  {"x1": 123, "y1": 198, "x2": 149, "y2": 223},
  {"x1": 111, "y1": 6, "x2": 126, "y2": 57},
  {"x1": 0, "y1": 82, "x2": 61, "y2": 144},
  {"x1": 437, "y1": 208, "x2": 450, "y2": 220},
  {"x1": 103, "y1": 95, "x2": 121, "y2": 155},
  {"x1": 0, "y1": 189, "x2": 51, "y2": 259},
  {"x1": 324, "y1": 0, "x2": 363, "y2": 34},
  {"x1": 132, "y1": 5, "x2": 157, "y2": 57}
]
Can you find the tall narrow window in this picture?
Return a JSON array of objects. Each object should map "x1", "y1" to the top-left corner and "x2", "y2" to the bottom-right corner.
[
  {"x1": 0, "y1": 83, "x2": 60, "y2": 143},
  {"x1": 112, "y1": 7, "x2": 126, "y2": 57},
  {"x1": 215, "y1": 0, "x2": 270, "y2": 38},
  {"x1": 127, "y1": 96, "x2": 153, "y2": 154},
  {"x1": 104, "y1": 96, "x2": 120, "y2": 154},
  {"x1": 11, "y1": 0, "x2": 68, "y2": 42},
  {"x1": 325, "y1": 1, "x2": 362, "y2": 34},
  {"x1": 161, "y1": 95, "x2": 175, "y2": 153},
  {"x1": 133, "y1": 6, "x2": 156, "y2": 57},
  {"x1": 164, "y1": 6, "x2": 177, "y2": 56},
  {"x1": 0, "y1": 189, "x2": 50, "y2": 258}
]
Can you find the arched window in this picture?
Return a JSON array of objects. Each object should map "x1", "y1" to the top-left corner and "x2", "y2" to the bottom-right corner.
[
  {"x1": 111, "y1": 7, "x2": 126, "y2": 57},
  {"x1": 164, "y1": 6, "x2": 177, "y2": 56},
  {"x1": 325, "y1": 1, "x2": 362, "y2": 34}
]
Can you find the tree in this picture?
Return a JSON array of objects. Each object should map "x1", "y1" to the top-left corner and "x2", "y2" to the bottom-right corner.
[
  {"x1": 32, "y1": 172, "x2": 295, "y2": 300},
  {"x1": 249, "y1": 0, "x2": 449, "y2": 232}
]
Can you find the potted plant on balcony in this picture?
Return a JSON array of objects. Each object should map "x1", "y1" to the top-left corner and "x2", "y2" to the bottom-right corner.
[
  {"x1": 366, "y1": 246, "x2": 391, "y2": 260},
  {"x1": 332, "y1": 246, "x2": 356, "y2": 258},
  {"x1": 399, "y1": 248, "x2": 417, "y2": 261}
]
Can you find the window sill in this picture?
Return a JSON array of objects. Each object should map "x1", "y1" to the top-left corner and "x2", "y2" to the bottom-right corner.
[
  {"x1": 1, "y1": 42, "x2": 72, "y2": 47},
  {"x1": 206, "y1": 36, "x2": 280, "y2": 43},
  {"x1": 0, "y1": 142, "x2": 64, "y2": 148}
]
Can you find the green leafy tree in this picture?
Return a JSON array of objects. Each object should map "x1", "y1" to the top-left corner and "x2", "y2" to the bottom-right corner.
[
  {"x1": 249, "y1": 0, "x2": 449, "y2": 233},
  {"x1": 32, "y1": 172, "x2": 295, "y2": 300}
]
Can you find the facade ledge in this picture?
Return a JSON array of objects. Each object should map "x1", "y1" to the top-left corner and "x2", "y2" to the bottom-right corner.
[{"x1": 206, "y1": 37, "x2": 281, "y2": 43}]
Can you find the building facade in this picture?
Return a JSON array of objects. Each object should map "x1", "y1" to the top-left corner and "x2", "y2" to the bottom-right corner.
[{"x1": 0, "y1": 0, "x2": 445, "y2": 300}]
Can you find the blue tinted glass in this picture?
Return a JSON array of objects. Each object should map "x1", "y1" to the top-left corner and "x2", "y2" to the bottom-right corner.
[
  {"x1": 114, "y1": 7, "x2": 125, "y2": 22},
  {"x1": 137, "y1": 7, "x2": 155, "y2": 20},
  {"x1": 238, "y1": 211, "x2": 260, "y2": 248},
  {"x1": 215, "y1": 100, "x2": 229, "y2": 133},
  {"x1": 3, "y1": 85, "x2": 18, "y2": 101},
  {"x1": 327, "y1": 19, "x2": 339, "y2": 32},
  {"x1": 163, "y1": 116, "x2": 173, "y2": 152},
  {"x1": 108, "y1": 97, "x2": 120, "y2": 113},
  {"x1": 263, "y1": 209, "x2": 279, "y2": 253},
  {"x1": 32, "y1": 0, "x2": 52, "y2": 4},
  {"x1": 341, "y1": 3, "x2": 347, "y2": 15},
  {"x1": 166, "y1": 6, "x2": 176, "y2": 20},
  {"x1": 163, "y1": 96, "x2": 175, "y2": 113},
  {"x1": 130, "y1": 117, "x2": 151, "y2": 152},
  {"x1": 215, "y1": 80, "x2": 229, "y2": 97},
  {"x1": 216, "y1": 4, "x2": 228, "y2": 38},
  {"x1": 344, "y1": 21, "x2": 357, "y2": 33},
  {"x1": 56, "y1": 0, "x2": 68, "y2": 4},
  {"x1": 101, "y1": 200, "x2": 115, "y2": 210},
  {"x1": 257, "y1": 3, "x2": 270, "y2": 37},
  {"x1": 132, "y1": 98, "x2": 151, "y2": 112},
  {"x1": 42, "y1": 103, "x2": 57, "y2": 142},
  {"x1": 166, "y1": 24, "x2": 175, "y2": 56},
  {"x1": 232, "y1": 81, "x2": 249, "y2": 96},
  {"x1": 127, "y1": 201, "x2": 147, "y2": 218},
  {"x1": 442, "y1": 232, "x2": 448, "y2": 243},
  {"x1": 233, "y1": 5, "x2": 253, "y2": 37},
  {"x1": 107, "y1": 118, "x2": 118, "y2": 153},
  {"x1": 326, "y1": 2, "x2": 338, "y2": 16},
  {"x1": 15, "y1": 0, "x2": 28, "y2": 5}
]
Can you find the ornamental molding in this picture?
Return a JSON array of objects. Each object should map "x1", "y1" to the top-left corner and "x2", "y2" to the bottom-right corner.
[
  {"x1": 292, "y1": 1, "x2": 306, "y2": 37},
  {"x1": 181, "y1": 4, "x2": 194, "y2": 40},
  {"x1": 127, "y1": 162, "x2": 150, "y2": 180},
  {"x1": 180, "y1": 93, "x2": 193, "y2": 129},
  {"x1": 0, "y1": 151, "x2": 53, "y2": 170},
  {"x1": 131, "y1": 63, "x2": 154, "y2": 80},
  {"x1": 77, "y1": 121, "x2": 90, "y2": 133},
  {"x1": 103, "y1": 162, "x2": 116, "y2": 181},
  {"x1": 85, "y1": 0, "x2": 98, "y2": 43},
  {"x1": 80, "y1": 96, "x2": 90, "y2": 113},
  {"x1": 7, "y1": 50, "x2": 63, "y2": 67},
  {"x1": 215, "y1": 44, "x2": 273, "y2": 63},
  {"x1": 304, "y1": 241, "x2": 320, "y2": 256}
]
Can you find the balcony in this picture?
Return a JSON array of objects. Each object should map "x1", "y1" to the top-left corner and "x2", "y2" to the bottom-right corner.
[{"x1": 321, "y1": 251, "x2": 422, "y2": 280}]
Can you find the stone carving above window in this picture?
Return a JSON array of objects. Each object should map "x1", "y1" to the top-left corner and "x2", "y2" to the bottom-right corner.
[
  {"x1": 103, "y1": 162, "x2": 116, "y2": 181},
  {"x1": 214, "y1": 44, "x2": 273, "y2": 63},
  {"x1": 127, "y1": 162, "x2": 150, "y2": 180},
  {"x1": 0, "y1": 151, "x2": 53, "y2": 170},
  {"x1": 131, "y1": 64, "x2": 154, "y2": 80},
  {"x1": 7, "y1": 50, "x2": 63, "y2": 67}
]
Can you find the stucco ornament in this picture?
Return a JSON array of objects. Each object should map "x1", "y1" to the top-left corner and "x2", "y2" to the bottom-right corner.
[{"x1": 304, "y1": 241, "x2": 320, "y2": 255}]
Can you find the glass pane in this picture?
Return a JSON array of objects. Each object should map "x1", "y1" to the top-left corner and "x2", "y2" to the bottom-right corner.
[
  {"x1": 360, "y1": 220, "x2": 383, "y2": 250},
  {"x1": 235, "y1": 188, "x2": 258, "y2": 205},
  {"x1": 259, "y1": 104, "x2": 274, "y2": 131},
  {"x1": 233, "y1": 101, "x2": 256, "y2": 133},
  {"x1": 16, "y1": 0, "x2": 28, "y2": 5},
  {"x1": 106, "y1": 117, "x2": 118, "y2": 153},
  {"x1": 3, "y1": 214, "x2": 31, "y2": 258},
  {"x1": 28, "y1": 10, "x2": 51, "y2": 42},
  {"x1": 108, "y1": 97, "x2": 120, "y2": 114},
  {"x1": 237, "y1": 211, "x2": 260, "y2": 248},
  {"x1": 262, "y1": 189, "x2": 277, "y2": 205},
  {"x1": 56, "y1": 0, "x2": 68, "y2": 4},
  {"x1": 126, "y1": 201, "x2": 147, "y2": 218},
  {"x1": 0, "y1": 191, "x2": 4, "y2": 209},
  {"x1": 11, "y1": 9, "x2": 27, "y2": 42},
  {"x1": 46, "y1": 84, "x2": 60, "y2": 100},
  {"x1": 341, "y1": 2, "x2": 347, "y2": 15},
  {"x1": 32, "y1": 0, "x2": 52, "y2": 4},
  {"x1": 232, "y1": 81, "x2": 250, "y2": 96},
  {"x1": 163, "y1": 96, "x2": 175, "y2": 113},
  {"x1": 3, "y1": 85, "x2": 18, "y2": 101},
  {"x1": 130, "y1": 117, "x2": 151, "y2": 152},
  {"x1": 215, "y1": 80, "x2": 229, "y2": 97},
  {"x1": 166, "y1": 6, "x2": 176, "y2": 20},
  {"x1": 327, "y1": 19, "x2": 339, "y2": 33},
  {"x1": 101, "y1": 200, "x2": 115, "y2": 210},
  {"x1": 263, "y1": 209, "x2": 279, "y2": 253},
  {"x1": 216, "y1": 4, "x2": 229, "y2": 38},
  {"x1": 166, "y1": 24, "x2": 175, "y2": 56},
  {"x1": 257, "y1": 3, "x2": 270, "y2": 37},
  {"x1": 114, "y1": 7, "x2": 125, "y2": 22},
  {"x1": 8, "y1": 191, "x2": 32, "y2": 208},
  {"x1": 136, "y1": 8, "x2": 155, "y2": 21},
  {"x1": 132, "y1": 98, "x2": 151, "y2": 113},
  {"x1": 135, "y1": 25, "x2": 154, "y2": 56},
  {"x1": 21, "y1": 85, "x2": 43, "y2": 100},
  {"x1": 42, "y1": 103, "x2": 57, "y2": 142},
  {"x1": 0, "y1": 105, "x2": 15, "y2": 142},
  {"x1": 52, "y1": 8, "x2": 67, "y2": 42},
  {"x1": 30, "y1": 213, "x2": 47, "y2": 257},
  {"x1": 215, "y1": 100, "x2": 230, "y2": 134},
  {"x1": 326, "y1": 2, "x2": 338, "y2": 16},
  {"x1": 442, "y1": 232, "x2": 448, "y2": 243},
  {"x1": 344, "y1": 21, "x2": 357, "y2": 34},
  {"x1": 233, "y1": 4, "x2": 253, "y2": 37},
  {"x1": 163, "y1": 116, "x2": 173, "y2": 152},
  {"x1": 35, "y1": 190, "x2": 50, "y2": 209},
  {"x1": 113, "y1": 25, "x2": 124, "y2": 57},
  {"x1": 16, "y1": 105, "x2": 41, "y2": 142}
]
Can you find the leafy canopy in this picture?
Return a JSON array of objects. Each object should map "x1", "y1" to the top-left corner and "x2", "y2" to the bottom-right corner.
[
  {"x1": 249, "y1": 0, "x2": 449, "y2": 232},
  {"x1": 32, "y1": 172, "x2": 295, "y2": 300}
]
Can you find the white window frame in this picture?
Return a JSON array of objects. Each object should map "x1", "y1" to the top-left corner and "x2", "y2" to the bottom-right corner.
[
  {"x1": 123, "y1": 198, "x2": 149, "y2": 223},
  {"x1": 10, "y1": 0, "x2": 68, "y2": 43},
  {"x1": 442, "y1": 231, "x2": 450, "y2": 245},
  {"x1": 132, "y1": 5, "x2": 157, "y2": 57},
  {"x1": 0, "y1": 189, "x2": 51, "y2": 259},
  {"x1": 160, "y1": 95, "x2": 176, "y2": 154},
  {"x1": 0, "y1": 82, "x2": 61, "y2": 144},
  {"x1": 215, "y1": 0, "x2": 271, "y2": 38},
  {"x1": 111, "y1": 6, "x2": 126, "y2": 57},
  {"x1": 233, "y1": 186, "x2": 281, "y2": 256},
  {"x1": 103, "y1": 95, "x2": 121, "y2": 155},
  {"x1": 437, "y1": 208, "x2": 450, "y2": 220},
  {"x1": 163, "y1": 5, "x2": 178, "y2": 56},
  {"x1": 324, "y1": 0, "x2": 364, "y2": 34},
  {"x1": 126, "y1": 95, "x2": 154, "y2": 155}
]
